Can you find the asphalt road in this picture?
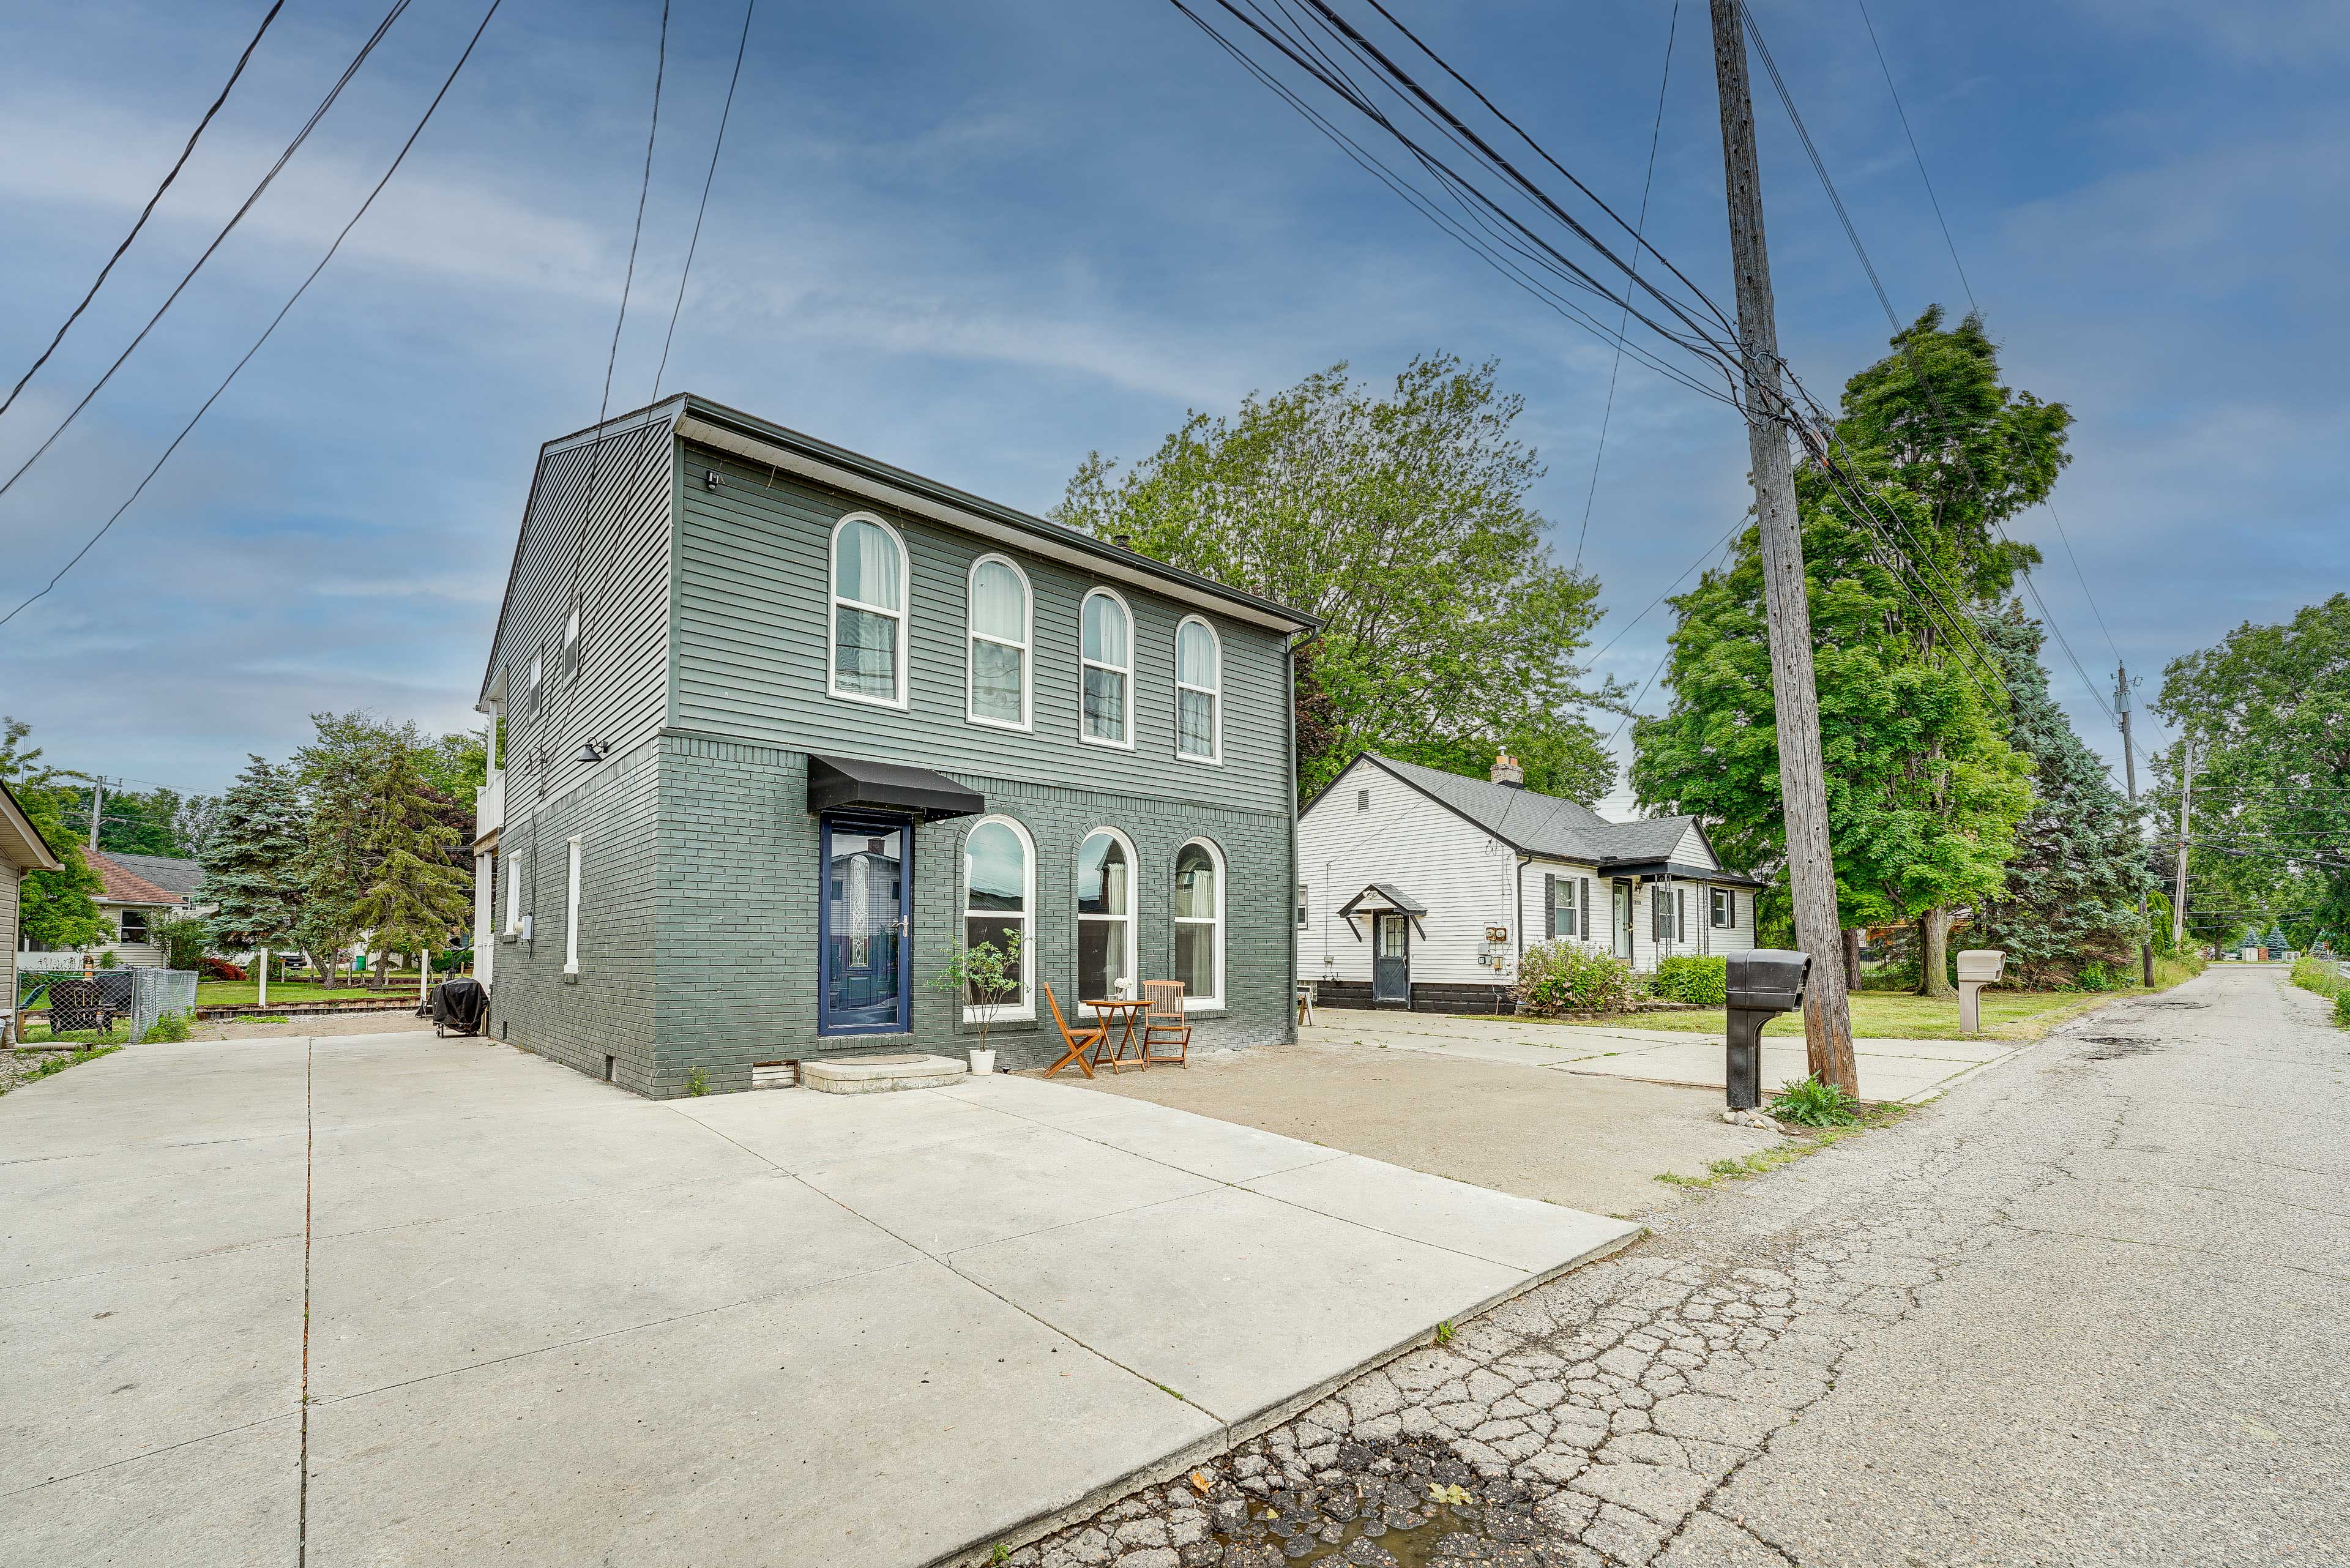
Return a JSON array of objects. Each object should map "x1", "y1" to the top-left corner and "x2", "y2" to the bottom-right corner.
[{"x1": 1012, "y1": 961, "x2": 2350, "y2": 1568}]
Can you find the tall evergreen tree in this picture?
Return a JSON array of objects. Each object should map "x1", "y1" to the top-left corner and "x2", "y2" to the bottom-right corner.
[
  {"x1": 1968, "y1": 608, "x2": 2150, "y2": 985},
  {"x1": 198, "y1": 756, "x2": 307, "y2": 955},
  {"x1": 345, "y1": 743, "x2": 472, "y2": 975}
]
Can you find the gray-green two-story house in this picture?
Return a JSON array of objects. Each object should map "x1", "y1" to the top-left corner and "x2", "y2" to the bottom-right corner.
[{"x1": 467, "y1": 395, "x2": 1313, "y2": 1096}]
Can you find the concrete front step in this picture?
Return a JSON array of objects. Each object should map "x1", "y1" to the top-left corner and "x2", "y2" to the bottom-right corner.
[{"x1": 800, "y1": 1053, "x2": 969, "y2": 1094}]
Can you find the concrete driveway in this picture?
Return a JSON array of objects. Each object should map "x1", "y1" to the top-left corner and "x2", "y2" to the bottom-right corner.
[
  {"x1": 0, "y1": 1031, "x2": 1636, "y2": 1568},
  {"x1": 1308, "y1": 1007, "x2": 2023, "y2": 1102}
]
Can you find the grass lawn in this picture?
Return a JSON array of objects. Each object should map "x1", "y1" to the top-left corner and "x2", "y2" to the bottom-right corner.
[
  {"x1": 195, "y1": 979, "x2": 424, "y2": 1006},
  {"x1": 1523, "y1": 958, "x2": 2204, "y2": 1042}
]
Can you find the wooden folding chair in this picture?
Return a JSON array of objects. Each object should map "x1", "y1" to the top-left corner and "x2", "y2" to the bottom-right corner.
[
  {"x1": 1141, "y1": 980, "x2": 1191, "y2": 1067},
  {"x1": 1042, "y1": 984, "x2": 1105, "y2": 1080}
]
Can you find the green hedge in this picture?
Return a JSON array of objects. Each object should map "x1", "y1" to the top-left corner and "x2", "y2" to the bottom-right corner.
[
  {"x1": 1516, "y1": 941, "x2": 1638, "y2": 1016},
  {"x1": 1652, "y1": 954, "x2": 1728, "y2": 1007}
]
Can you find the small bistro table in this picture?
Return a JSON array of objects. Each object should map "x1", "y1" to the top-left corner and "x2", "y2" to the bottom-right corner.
[{"x1": 1084, "y1": 998, "x2": 1149, "y2": 1072}]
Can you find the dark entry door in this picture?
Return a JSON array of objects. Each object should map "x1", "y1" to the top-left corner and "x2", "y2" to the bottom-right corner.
[
  {"x1": 819, "y1": 815, "x2": 910, "y2": 1034},
  {"x1": 1373, "y1": 913, "x2": 1410, "y2": 1004}
]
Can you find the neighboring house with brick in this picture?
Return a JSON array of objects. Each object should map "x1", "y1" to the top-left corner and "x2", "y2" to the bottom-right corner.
[
  {"x1": 468, "y1": 395, "x2": 1316, "y2": 1096},
  {"x1": 3, "y1": 782, "x2": 67, "y2": 1020},
  {"x1": 1296, "y1": 752, "x2": 1762, "y2": 1013},
  {"x1": 83, "y1": 850, "x2": 206, "y2": 966}
]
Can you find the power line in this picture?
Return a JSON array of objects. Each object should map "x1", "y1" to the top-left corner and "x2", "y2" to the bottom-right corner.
[
  {"x1": 1, "y1": 0, "x2": 507, "y2": 629},
  {"x1": 1849, "y1": 0, "x2": 1974, "y2": 313},
  {"x1": 0, "y1": 0, "x2": 289, "y2": 422},
  {"x1": 0, "y1": 0, "x2": 414, "y2": 512},
  {"x1": 1575, "y1": 0, "x2": 1679, "y2": 572},
  {"x1": 652, "y1": 0, "x2": 758, "y2": 401}
]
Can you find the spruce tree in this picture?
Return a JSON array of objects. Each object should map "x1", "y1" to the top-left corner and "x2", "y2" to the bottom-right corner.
[
  {"x1": 200, "y1": 756, "x2": 307, "y2": 956},
  {"x1": 1968, "y1": 608, "x2": 2151, "y2": 985},
  {"x1": 345, "y1": 742, "x2": 472, "y2": 978}
]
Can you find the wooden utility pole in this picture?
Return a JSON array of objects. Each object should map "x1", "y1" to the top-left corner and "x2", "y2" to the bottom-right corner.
[
  {"x1": 86, "y1": 775, "x2": 105, "y2": 851},
  {"x1": 2116, "y1": 663, "x2": 2154, "y2": 987},
  {"x1": 1707, "y1": 0, "x2": 1855, "y2": 1091},
  {"x1": 2171, "y1": 736, "x2": 2194, "y2": 951}
]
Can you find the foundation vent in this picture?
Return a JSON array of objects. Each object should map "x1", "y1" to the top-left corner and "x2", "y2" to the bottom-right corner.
[{"x1": 752, "y1": 1060, "x2": 799, "y2": 1090}]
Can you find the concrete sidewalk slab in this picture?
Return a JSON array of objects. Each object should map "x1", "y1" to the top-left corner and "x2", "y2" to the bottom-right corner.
[
  {"x1": 1244, "y1": 1154, "x2": 1640, "y2": 1274},
  {"x1": 1049, "y1": 1099, "x2": 1353, "y2": 1185},
  {"x1": 0, "y1": 1414, "x2": 300, "y2": 1568},
  {"x1": 304, "y1": 1256, "x2": 1225, "y2": 1568},
  {"x1": 950, "y1": 1184, "x2": 1536, "y2": 1427}
]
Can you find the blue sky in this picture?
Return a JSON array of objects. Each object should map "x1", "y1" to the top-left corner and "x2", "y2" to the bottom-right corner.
[{"x1": 2, "y1": 0, "x2": 2343, "y2": 811}]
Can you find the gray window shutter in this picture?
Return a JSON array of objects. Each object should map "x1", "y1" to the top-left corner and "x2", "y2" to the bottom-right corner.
[
  {"x1": 1580, "y1": 878, "x2": 1592, "y2": 939},
  {"x1": 1543, "y1": 874, "x2": 1557, "y2": 938}
]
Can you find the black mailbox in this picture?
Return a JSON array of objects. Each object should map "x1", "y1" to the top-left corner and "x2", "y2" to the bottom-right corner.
[{"x1": 1725, "y1": 949, "x2": 1811, "y2": 1111}]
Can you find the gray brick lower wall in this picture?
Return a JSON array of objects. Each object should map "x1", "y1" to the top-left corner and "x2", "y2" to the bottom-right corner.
[{"x1": 493, "y1": 731, "x2": 1296, "y2": 1097}]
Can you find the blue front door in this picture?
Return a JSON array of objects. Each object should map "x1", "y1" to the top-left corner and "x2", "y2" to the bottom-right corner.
[{"x1": 819, "y1": 815, "x2": 910, "y2": 1034}]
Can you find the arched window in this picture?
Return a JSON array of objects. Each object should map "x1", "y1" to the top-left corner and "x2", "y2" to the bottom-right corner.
[
  {"x1": 1173, "y1": 838, "x2": 1224, "y2": 1009},
  {"x1": 962, "y1": 816, "x2": 1033, "y2": 1020},
  {"x1": 1080, "y1": 588, "x2": 1132, "y2": 747},
  {"x1": 830, "y1": 513, "x2": 908, "y2": 707},
  {"x1": 967, "y1": 555, "x2": 1031, "y2": 729},
  {"x1": 1174, "y1": 616, "x2": 1221, "y2": 761},
  {"x1": 1076, "y1": 829, "x2": 1136, "y2": 1002}
]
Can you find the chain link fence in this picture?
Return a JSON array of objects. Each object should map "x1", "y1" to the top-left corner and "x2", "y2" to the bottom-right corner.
[{"x1": 13, "y1": 968, "x2": 198, "y2": 1044}]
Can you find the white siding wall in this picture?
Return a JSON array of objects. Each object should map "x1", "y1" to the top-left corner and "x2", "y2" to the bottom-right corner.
[
  {"x1": 1297, "y1": 759, "x2": 1514, "y2": 988},
  {"x1": 2, "y1": 863, "x2": 18, "y2": 1006},
  {"x1": 1516, "y1": 859, "x2": 1606, "y2": 962},
  {"x1": 93, "y1": 907, "x2": 170, "y2": 968},
  {"x1": 1520, "y1": 870, "x2": 1758, "y2": 974}
]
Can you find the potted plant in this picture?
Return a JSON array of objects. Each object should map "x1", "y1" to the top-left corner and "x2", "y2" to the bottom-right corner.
[{"x1": 934, "y1": 930, "x2": 1023, "y2": 1075}]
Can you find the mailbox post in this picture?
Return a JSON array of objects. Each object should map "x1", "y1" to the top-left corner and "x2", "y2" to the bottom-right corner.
[
  {"x1": 1955, "y1": 949, "x2": 2005, "y2": 1035},
  {"x1": 1724, "y1": 950, "x2": 1812, "y2": 1111}
]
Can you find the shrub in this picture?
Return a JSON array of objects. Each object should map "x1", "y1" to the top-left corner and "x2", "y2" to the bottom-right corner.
[
  {"x1": 2075, "y1": 962, "x2": 2113, "y2": 993},
  {"x1": 1651, "y1": 954, "x2": 1728, "y2": 1007},
  {"x1": 2337, "y1": 992, "x2": 2350, "y2": 1029},
  {"x1": 149, "y1": 914, "x2": 212, "y2": 973},
  {"x1": 201, "y1": 955, "x2": 247, "y2": 981},
  {"x1": 1515, "y1": 941, "x2": 1638, "y2": 1016},
  {"x1": 144, "y1": 1010, "x2": 194, "y2": 1043},
  {"x1": 1769, "y1": 1075, "x2": 1862, "y2": 1127}
]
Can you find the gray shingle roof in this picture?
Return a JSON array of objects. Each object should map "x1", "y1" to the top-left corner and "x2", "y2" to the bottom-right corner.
[
  {"x1": 1364, "y1": 754, "x2": 1726, "y2": 870},
  {"x1": 102, "y1": 851, "x2": 205, "y2": 900}
]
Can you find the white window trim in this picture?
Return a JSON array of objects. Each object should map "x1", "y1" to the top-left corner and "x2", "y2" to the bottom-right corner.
[
  {"x1": 502, "y1": 846, "x2": 523, "y2": 936},
  {"x1": 562, "y1": 836, "x2": 583, "y2": 976},
  {"x1": 962, "y1": 813, "x2": 1036, "y2": 1023},
  {"x1": 1174, "y1": 835, "x2": 1226, "y2": 1012},
  {"x1": 827, "y1": 511, "x2": 912, "y2": 712},
  {"x1": 1711, "y1": 887, "x2": 1736, "y2": 930},
  {"x1": 1076, "y1": 826, "x2": 1140, "y2": 1001},
  {"x1": 963, "y1": 553, "x2": 1034, "y2": 733},
  {"x1": 562, "y1": 600, "x2": 582, "y2": 684},
  {"x1": 1078, "y1": 586, "x2": 1136, "y2": 751},
  {"x1": 528, "y1": 649, "x2": 544, "y2": 713},
  {"x1": 1295, "y1": 881, "x2": 1309, "y2": 930},
  {"x1": 1173, "y1": 614, "x2": 1223, "y2": 765}
]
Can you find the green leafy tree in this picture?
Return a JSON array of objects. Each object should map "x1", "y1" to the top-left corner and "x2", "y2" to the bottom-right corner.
[
  {"x1": 1966, "y1": 608, "x2": 2150, "y2": 985},
  {"x1": 2152, "y1": 594, "x2": 2350, "y2": 946},
  {"x1": 199, "y1": 756, "x2": 307, "y2": 957},
  {"x1": 0, "y1": 717, "x2": 106, "y2": 951},
  {"x1": 345, "y1": 742, "x2": 473, "y2": 975},
  {"x1": 295, "y1": 712, "x2": 400, "y2": 983},
  {"x1": 1053, "y1": 355, "x2": 1622, "y2": 801},
  {"x1": 1635, "y1": 310, "x2": 2052, "y2": 993}
]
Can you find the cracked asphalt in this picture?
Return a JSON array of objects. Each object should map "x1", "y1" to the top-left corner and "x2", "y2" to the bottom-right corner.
[{"x1": 1009, "y1": 963, "x2": 2349, "y2": 1568}]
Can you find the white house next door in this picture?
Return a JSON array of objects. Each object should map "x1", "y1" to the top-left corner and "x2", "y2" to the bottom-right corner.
[{"x1": 1373, "y1": 913, "x2": 1410, "y2": 1004}]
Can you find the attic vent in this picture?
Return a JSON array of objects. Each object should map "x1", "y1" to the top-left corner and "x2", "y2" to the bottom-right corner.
[{"x1": 1356, "y1": 789, "x2": 1370, "y2": 812}]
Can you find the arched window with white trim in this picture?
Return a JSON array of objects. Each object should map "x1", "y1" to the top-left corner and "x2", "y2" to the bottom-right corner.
[
  {"x1": 1080, "y1": 588, "x2": 1132, "y2": 747},
  {"x1": 1076, "y1": 828, "x2": 1136, "y2": 1002},
  {"x1": 830, "y1": 513, "x2": 908, "y2": 707},
  {"x1": 967, "y1": 554, "x2": 1031, "y2": 729},
  {"x1": 1174, "y1": 616, "x2": 1221, "y2": 761},
  {"x1": 962, "y1": 816, "x2": 1034, "y2": 1020},
  {"x1": 1173, "y1": 837, "x2": 1224, "y2": 1010}
]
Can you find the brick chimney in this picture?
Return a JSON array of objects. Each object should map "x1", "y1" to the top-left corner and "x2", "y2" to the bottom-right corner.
[{"x1": 1490, "y1": 753, "x2": 1524, "y2": 788}]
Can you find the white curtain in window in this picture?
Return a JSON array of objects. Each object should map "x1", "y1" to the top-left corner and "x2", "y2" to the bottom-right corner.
[
  {"x1": 1083, "y1": 594, "x2": 1127, "y2": 664},
  {"x1": 1076, "y1": 830, "x2": 1133, "y2": 1000},
  {"x1": 1176, "y1": 619, "x2": 1218, "y2": 758},
  {"x1": 971, "y1": 559, "x2": 1024, "y2": 641},
  {"x1": 963, "y1": 818, "x2": 1031, "y2": 1015},
  {"x1": 1082, "y1": 593, "x2": 1130, "y2": 743},
  {"x1": 836, "y1": 520, "x2": 901, "y2": 609},
  {"x1": 969, "y1": 559, "x2": 1027, "y2": 725},
  {"x1": 1173, "y1": 840, "x2": 1221, "y2": 1004}
]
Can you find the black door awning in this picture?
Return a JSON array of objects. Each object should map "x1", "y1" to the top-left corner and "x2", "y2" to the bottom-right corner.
[{"x1": 806, "y1": 754, "x2": 984, "y2": 822}]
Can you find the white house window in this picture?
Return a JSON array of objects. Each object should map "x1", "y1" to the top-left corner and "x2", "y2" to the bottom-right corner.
[
  {"x1": 121, "y1": 909, "x2": 150, "y2": 943},
  {"x1": 1550, "y1": 878, "x2": 1577, "y2": 939},
  {"x1": 1175, "y1": 616, "x2": 1221, "y2": 761},
  {"x1": 831, "y1": 514, "x2": 908, "y2": 707},
  {"x1": 1076, "y1": 829, "x2": 1135, "y2": 1002},
  {"x1": 1080, "y1": 589, "x2": 1132, "y2": 747},
  {"x1": 963, "y1": 816, "x2": 1034, "y2": 1020},
  {"x1": 967, "y1": 555, "x2": 1031, "y2": 729},
  {"x1": 1653, "y1": 886, "x2": 1676, "y2": 943},
  {"x1": 1173, "y1": 838, "x2": 1224, "y2": 1009},
  {"x1": 1711, "y1": 888, "x2": 1735, "y2": 929},
  {"x1": 529, "y1": 649, "x2": 544, "y2": 713},
  {"x1": 1295, "y1": 883, "x2": 1309, "y2": 930},
  {"x1": 562, "y1": 602, "x2": 582, "y2": 683},
  {"x1": 502, "y1": 846, "x2": 523, "y2": 935},
  {"x1": 562, "y1": 837, "x2": 583, "y2": 975}
]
